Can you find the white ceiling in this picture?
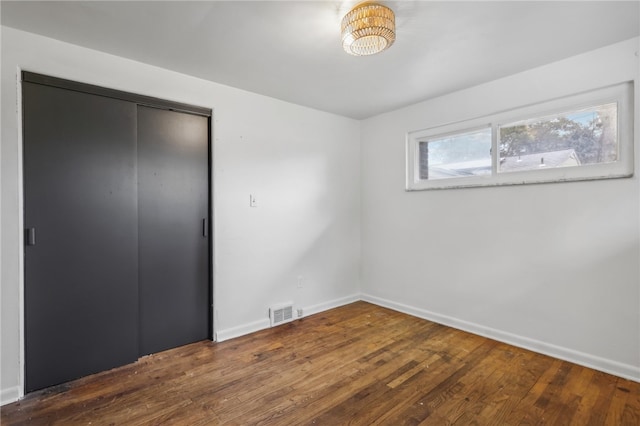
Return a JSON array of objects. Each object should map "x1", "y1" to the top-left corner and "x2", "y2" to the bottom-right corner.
[{"x1": 2, "y1": 1, "x2": 639, "y2": 119}]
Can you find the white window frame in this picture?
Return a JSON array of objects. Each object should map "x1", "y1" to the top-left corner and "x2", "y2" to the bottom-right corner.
[{"x1": 406, "y1": 82, "x2": 634, "y2": 191}]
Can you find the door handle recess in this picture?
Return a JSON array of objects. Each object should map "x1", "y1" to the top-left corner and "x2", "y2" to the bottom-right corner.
[
  {"x1": 202, "y1": 218, "x2": 208, "y2": 238},
  {"x1": 26, "y1": 228, "x2": 36, "y2": 246}
]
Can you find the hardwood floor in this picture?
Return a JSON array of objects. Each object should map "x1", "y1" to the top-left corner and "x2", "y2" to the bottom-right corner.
[{"x1": 2, "y1": 301, "x2": 638, "y2": 425}]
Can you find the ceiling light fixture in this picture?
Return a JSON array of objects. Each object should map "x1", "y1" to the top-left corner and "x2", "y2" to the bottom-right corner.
[{"x1": 341, "y1": 2, "x2": 396, "y2": 56}]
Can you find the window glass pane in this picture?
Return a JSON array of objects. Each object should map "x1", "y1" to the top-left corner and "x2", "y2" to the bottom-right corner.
[
  {"x1": 419, "y1": 128, "x2": 491, "y2": 180},
  {"x1": 498, "y1": 103, "x2": 617, "y2": 173}
]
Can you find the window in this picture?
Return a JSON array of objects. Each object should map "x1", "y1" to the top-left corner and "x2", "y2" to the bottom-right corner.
[
  {"x1": 419, "y1": 127, "x2": 491, "y2": 180},
  {"x1": 406, "y1": 82, "x2": 633, "y2": 190}
]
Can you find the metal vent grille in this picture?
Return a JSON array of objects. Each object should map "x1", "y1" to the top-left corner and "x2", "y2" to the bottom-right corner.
[{"x1": 270, "y1": 304, "x2": 294, "y2": 327}]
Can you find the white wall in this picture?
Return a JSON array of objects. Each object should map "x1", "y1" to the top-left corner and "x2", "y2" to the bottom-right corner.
[
  {"x1": 1, "y1": 27, "x2": 361, "y2": 403},
  {"x1": 361, "y1": 37, "x2": 640, "y2": 381}
]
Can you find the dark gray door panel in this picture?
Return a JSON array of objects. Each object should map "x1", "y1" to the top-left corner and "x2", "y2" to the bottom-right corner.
[
  {"x1": 137, "y1": 106, "x2": 209, "y2": 356},
  {"x1": 23, "y1": 82, "x2": 139, "y2": 392}
]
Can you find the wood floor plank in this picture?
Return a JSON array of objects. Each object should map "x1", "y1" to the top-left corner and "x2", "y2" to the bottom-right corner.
[
  {"x1": 1, "y1": 301, "x2": 637, "y2": 425},
  {"x1": 604, "y1": 379, "x2": 632, "y2": 426},
  {"x1": 618, "y1": 379, "x2": 640, "y2": 426},
  {"x1": 586, "y1": 371, "x2": 620, "y2": 426},
  {"x1": 431, "y1": 344, "x2": 531, "y2": 425},
  {"x1": 378, "y1": 339, "x2": 498, "y2": 425}
]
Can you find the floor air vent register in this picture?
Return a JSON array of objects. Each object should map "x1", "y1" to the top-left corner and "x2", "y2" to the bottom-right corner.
[{"x1": 269, "y1": 303, "x2": 294, "y2": 327}]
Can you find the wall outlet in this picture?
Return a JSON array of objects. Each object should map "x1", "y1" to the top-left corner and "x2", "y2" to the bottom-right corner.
[
  {"x1": 297, "y1": 275, "x2": 303, "y2": 288},
  {"x1": 297, "y1": 308, "x2": 303, "y2": 318}
]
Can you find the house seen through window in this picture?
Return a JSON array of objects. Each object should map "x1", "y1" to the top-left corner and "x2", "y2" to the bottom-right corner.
[{"x1": 498, "y1": 103, "x2": 617, "y2": 173}]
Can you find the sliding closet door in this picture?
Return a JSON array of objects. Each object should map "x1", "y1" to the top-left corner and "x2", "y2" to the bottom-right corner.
[
  {"x1": 23, "y1": 82, "x2": 139, "y2": 392},
  {"x1": 137, "y1": 106, "x2": 210, "y2": 356}
]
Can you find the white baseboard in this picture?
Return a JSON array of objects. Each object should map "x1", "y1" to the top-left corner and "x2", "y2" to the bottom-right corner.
[
  {"x1": 1, "y1": 386, "x2": 21, "y2": 406},
  {"x1": 214, "y1": 293, "x2": 360, "y2": 343},
  {"x1": 215, "y1": 318, "x2": 271, "y2": 342},
  {"x1": 301, "y1": 293, "x2": 360, "y2": 318},
  {"x1": 361, "y1": 293, "x2": 640, "y2": 383}
]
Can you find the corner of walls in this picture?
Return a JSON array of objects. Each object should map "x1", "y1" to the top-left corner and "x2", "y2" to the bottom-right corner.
[
  {"x1": 357, "y1": 119, "x2": 365, "y2": 297},
  {"x1": 215, "y1": 288, "x2": 640, "y2": 381},
  {"x1": 359, "y1": 36, "x2": 640, "y2": 383}
]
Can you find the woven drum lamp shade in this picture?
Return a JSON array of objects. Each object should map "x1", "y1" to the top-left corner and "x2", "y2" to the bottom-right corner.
[{"x1": 341, "y1": 3, "x2": 396, "y2": 56}]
